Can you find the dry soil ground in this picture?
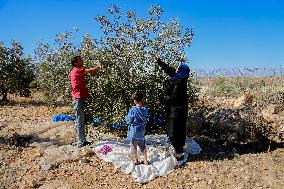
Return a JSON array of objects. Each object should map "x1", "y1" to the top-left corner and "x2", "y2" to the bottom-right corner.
[{"x1": 0, "y1": 95, "x2": 283, "y2": 189}]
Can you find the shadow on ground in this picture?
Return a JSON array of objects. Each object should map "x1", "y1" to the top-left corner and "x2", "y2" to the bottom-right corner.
[
  {"x1": 0, "y1": 99, "x2": 68, "y2": 108},
  {"x1": 189, "y1": 136, "x2": 284, "y2": 162},
  {"x1": 186, "y1": 106, "x2": 284, "y2": 162},
  {"x1": 0, "y1": 133, "x2": 69, "y2": 147}
]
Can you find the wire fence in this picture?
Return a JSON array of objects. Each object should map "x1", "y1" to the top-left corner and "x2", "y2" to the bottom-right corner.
[{"x1": 192, "y1": 65, "x2": 284, "y2": 78}]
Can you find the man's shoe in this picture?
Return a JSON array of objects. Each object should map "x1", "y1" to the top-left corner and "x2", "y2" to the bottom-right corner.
[
  {"x1": 77, "y1": 141, "x2": 92, "y2": 148},
  {"x1": 83, "y1": 141, "x2": 92, "y2": 146}
]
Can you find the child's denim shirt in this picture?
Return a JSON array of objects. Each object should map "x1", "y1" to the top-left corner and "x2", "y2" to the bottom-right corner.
[{"x1": 125, "y1": 106, "x2": 148, "y2": 141}]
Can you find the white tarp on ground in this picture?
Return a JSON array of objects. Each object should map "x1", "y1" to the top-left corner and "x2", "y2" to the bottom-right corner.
[{"x1": 92, "y1": 134, "x2": 201, "y2": 183}]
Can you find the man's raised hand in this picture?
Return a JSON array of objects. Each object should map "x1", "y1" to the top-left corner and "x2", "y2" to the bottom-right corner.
[{"x1": 85, "y1": 64, "x2": 101, "y2": 75}]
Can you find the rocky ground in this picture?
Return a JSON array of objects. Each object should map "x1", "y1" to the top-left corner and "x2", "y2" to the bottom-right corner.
[{"x1": 0, "y1": 95, "x2": 283, "y2": 189}]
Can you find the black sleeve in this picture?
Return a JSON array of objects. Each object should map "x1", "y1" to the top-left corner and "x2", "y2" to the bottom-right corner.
[{"x1": 157, "y1": 58, "x2": 176, "y2": 77}]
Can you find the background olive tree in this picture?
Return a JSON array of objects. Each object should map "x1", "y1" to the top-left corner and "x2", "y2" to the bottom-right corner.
[
  {"x1": 36, "y1": 5, "x2": 195, "y2": 131},
  {"x1": 0, "y1": 41, "x2": 36, "y2": 101}
]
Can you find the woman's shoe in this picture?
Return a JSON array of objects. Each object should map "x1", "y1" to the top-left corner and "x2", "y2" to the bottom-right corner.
[
  {"x1": 175, "y1": 154, "x2": 184, "y2": 161},
  {"x1": 134, "y1": 161, "x2": 140, "y2": 165},
  {"x1": 144, "y1": 161, "x2": 150, "y2": 165}
]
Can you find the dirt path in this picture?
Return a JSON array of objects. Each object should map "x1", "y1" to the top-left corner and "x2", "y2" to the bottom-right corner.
[{"x1": 0, "y1": 97, "x2": 283, "y2": 189}]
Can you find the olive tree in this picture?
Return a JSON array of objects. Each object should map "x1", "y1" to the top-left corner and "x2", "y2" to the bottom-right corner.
[
  {"x1": 0, "y1": 41, "x2": 36, "y2": 101},
  {"x1": 36, "y1": 5, "x2": 195, "y2": 131}
]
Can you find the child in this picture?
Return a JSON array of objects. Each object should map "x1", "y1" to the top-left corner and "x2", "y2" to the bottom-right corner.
[
  {"x1": 70, "y1": 55, "x2": 101, "y2": 148},
  {"x1": 125, "y1": 91, "x2": 149, "y2": 165}
]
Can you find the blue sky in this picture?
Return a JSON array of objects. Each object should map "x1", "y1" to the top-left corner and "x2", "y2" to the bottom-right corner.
[{"x1": 0, "y1": 0, "x2": 284, "y2": 69}]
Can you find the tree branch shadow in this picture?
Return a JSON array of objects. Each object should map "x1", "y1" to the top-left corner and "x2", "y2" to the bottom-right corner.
[
  {"x1": 0, "y1": 133, "x2": 71, "y2": 147},
  {"x1": 0, "y1": 98, "x2": 68, "y2": 108},
  {"x1": 189, "y1": 136, "x2": 284, "y2": 162},
  {"x1": 187, "y1": 107, "x2": 284, "y2": 162}
]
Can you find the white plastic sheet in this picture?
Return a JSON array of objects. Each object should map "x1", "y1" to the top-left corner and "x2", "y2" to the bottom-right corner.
[{"x1": 93, "y1": 134, "x2": 201, "y2": 183}]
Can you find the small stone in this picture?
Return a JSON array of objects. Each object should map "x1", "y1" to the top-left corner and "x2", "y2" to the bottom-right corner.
[
  {"x1": 34, "y1": 152, "x2": 42, "y2": 157},
  {"x1": 79, "y1": 158, "x2": 90, "y2": 163}
]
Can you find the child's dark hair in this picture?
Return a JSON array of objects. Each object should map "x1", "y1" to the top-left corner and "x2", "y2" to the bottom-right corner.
[
  {"x1": 71, "y1": 56, "x2": 82, "y2": 67},
  {"x1": 132, "y1": 91, "x2": 144, "y2": 102}
]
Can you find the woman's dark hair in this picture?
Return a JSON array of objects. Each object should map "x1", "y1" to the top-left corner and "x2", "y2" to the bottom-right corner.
[
  {"x1": 132, "y1": 91, "x2": 144, "y2": 102},
  {"x1": 71, "y1": 56, "x2": 82, "y2": 67}
]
